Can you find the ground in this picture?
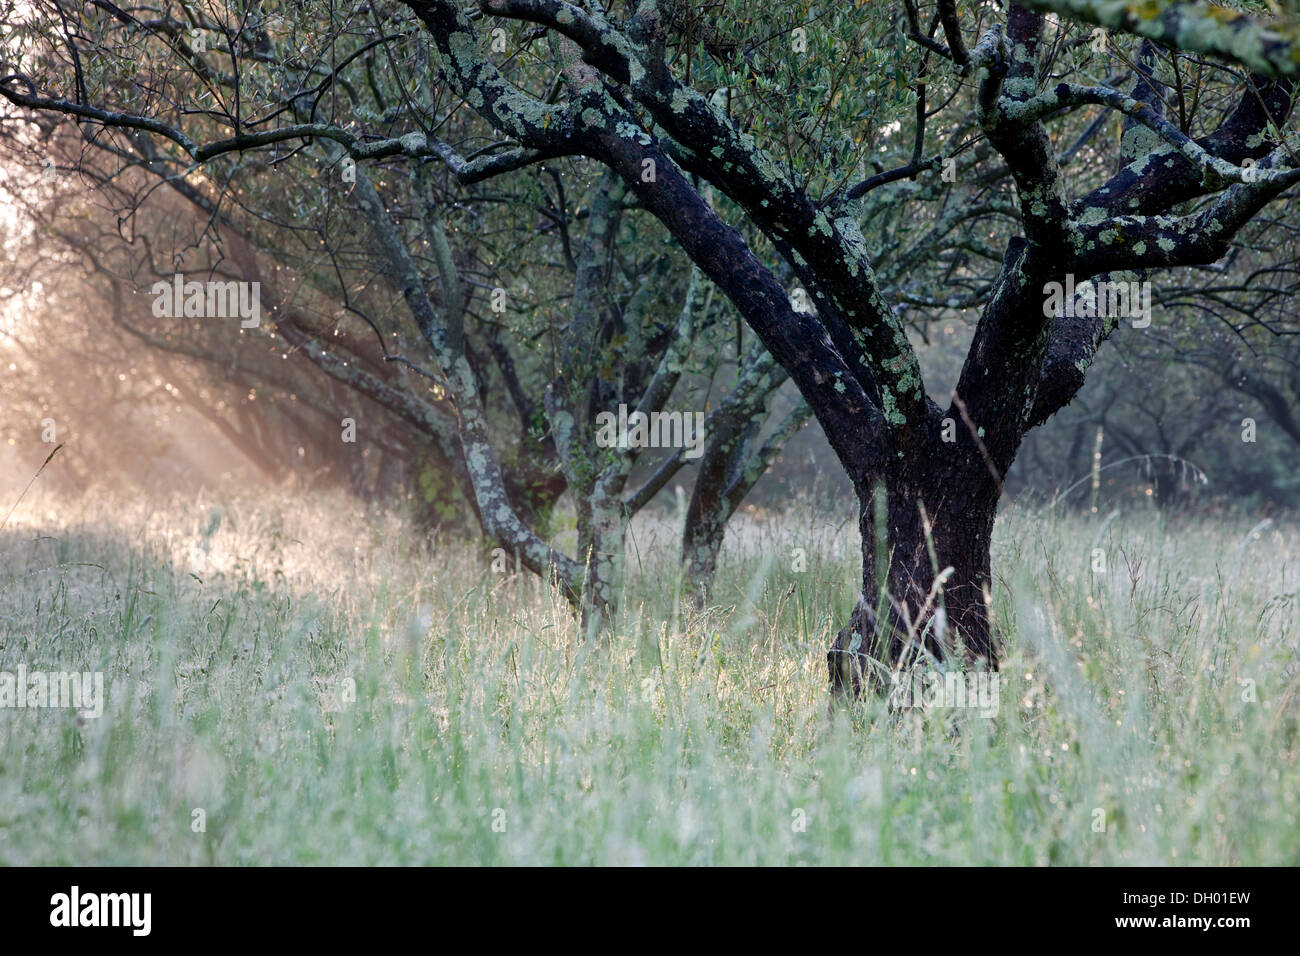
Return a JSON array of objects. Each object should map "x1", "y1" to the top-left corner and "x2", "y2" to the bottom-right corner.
[{"x1": 0, "y1": 488, "x2": 1295, "y2": 864}]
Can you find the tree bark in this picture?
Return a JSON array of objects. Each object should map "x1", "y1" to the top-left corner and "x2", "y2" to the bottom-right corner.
[
  {"x1": 682, "y1": 383, "x2": 809, "y2": 605},
  {"x1": 575, "y1": 479, "x2": 626, "y2": 638},
  {"x1": 829, "y1": 458, "x2": 1001, "y2": 697}
]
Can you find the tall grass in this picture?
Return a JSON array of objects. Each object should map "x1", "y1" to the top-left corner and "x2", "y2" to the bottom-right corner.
[{"x1": 0, "y1": 489, "x2": 1295, "y2": 864}]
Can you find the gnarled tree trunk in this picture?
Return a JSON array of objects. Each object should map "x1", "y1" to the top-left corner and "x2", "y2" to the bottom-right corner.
[{"x1": 829, "y1": 458, "x2": 1001, "y2": 697}]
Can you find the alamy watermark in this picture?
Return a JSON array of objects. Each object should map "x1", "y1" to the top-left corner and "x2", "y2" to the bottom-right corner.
[
  {"x1": 0, "y1": 665, "x2": 104, "y2": 719},
  {"x1": 50, "y1": 886, "x2": 150, "y2": 936},
  {"x1": 1043, "y1": 275, "x2": 1151, "y2": 328},
  {"x1": 595, "y1": 404, "x2": 705, "y2": 460},
  {"x1": 888, "y1": 669, "x2": 1001, "y2": 717},
  {"x1": 150, "y1": 273, "x2": 261, "y2": 328}
]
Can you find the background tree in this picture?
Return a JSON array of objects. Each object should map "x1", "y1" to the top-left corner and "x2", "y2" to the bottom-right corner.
[{"x1": 0, "y1": 2, "x2": 811, "y2": 626}]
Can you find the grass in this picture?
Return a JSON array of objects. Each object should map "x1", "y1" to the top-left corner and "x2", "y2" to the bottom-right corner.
[{"x1": 0, "y1": 489, "x2": 1296, "y2": 865}]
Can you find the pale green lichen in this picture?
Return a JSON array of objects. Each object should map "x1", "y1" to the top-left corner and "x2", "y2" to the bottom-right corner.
[
  {"x1": 879, "y1": 387, "x2": 904, "y2": 426},
  {"x1": 809, "y1": 211, "x2": 834, "y2": 239},
  {"x1": 1078, "y1": 205, "x2": 1107, "y2": 226}
]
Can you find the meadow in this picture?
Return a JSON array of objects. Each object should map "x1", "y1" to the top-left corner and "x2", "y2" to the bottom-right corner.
[{"x1": 0, "y1": 490, "x2": 1295, "y2": 865}]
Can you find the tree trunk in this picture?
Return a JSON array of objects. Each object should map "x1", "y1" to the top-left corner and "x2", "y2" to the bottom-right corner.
[
  {"x1": 828, "y1": 458, "x2": 1001, "y2": 697},
  {"x1": 576, "y1": 482, "x2": 626, "y2": 639},
  {"x1": 681, "y1": 502, "x2": 727, "y2": 604},
  {"x1": 680, "y1": 421, "x2": 744, "y2": 606},
  {"x1": 680, "y1": 356, "x2": 809, "y2": 605}
]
